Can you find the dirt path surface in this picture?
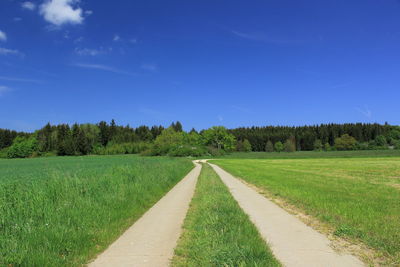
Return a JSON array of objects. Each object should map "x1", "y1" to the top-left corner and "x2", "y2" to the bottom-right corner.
[
  {"x1": 89, "y1": 162, "x2": 201, "y2": 267},
  {"x1": 209, "y1": 163, "x2": 364, "y2": 267}
]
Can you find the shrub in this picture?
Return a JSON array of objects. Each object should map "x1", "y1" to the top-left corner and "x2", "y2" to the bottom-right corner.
[
  {"x1": 168, "y1": 145, "x2": 207, "y2": 157},
  {"x1": 324, "y1": 143, "x2": 331, "y2": 151},
  {"x1": 207, "y1": 146, "x2": 227, "y2": 156},
  {"x1": 236, "y1": 139, "x2": 252, "y2": 152},
  {"x1": 7, "y1": 137, "x2": 38, "y2": 158},
  {"x1": 375, "y1": 135, "x2": 387, "y2": 147},
  {"x1": 265, "y1": 140, "x2": 274, "y2": 152},
  {"x1": 274, "y1": 141, "x2": 284, "y2": 152},
  {"x1": 393, "y1": 140, "x2": 400, "y2": 150},
  {"x1": 0, "y1": 147, "x2": 9, "y2": 158},
  {"x1": 284, "y1": 139, "x2": 296, "y2": 152},
  {"x1": 313, "y1": 139, "x2": 323, "y2": 151},
  {"x1": 334, "y1": 134, "x2": 357, "y2": 151}
]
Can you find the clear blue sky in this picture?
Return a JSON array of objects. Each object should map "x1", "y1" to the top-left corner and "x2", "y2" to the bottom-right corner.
[{"x1": 1, "y1": 0, "x2": 399, "y2": 132}]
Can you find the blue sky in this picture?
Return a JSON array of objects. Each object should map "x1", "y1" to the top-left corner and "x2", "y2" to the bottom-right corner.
[{"x1": 1, "y1": 0, "x2": 399, "y2": 132}]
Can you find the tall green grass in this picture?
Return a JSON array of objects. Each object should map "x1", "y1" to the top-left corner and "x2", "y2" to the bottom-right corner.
[
  {"x1": 0, "y1": 155, "x2": 193, "y2": 266},
  {"x1": 214, "y1": 158, "x2": 400, "y2": 264},
  {"x1": 172, "y1": 164, "x2": 280, "y2": 267}
]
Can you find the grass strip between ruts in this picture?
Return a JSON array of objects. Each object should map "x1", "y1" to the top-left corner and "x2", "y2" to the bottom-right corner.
[{"x1": 172, "y1": 163, "x2": 280, "y2": 267}]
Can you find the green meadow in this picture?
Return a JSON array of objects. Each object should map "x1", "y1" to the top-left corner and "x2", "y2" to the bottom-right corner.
[
  {"x1": 213, "y1": 157, "x2": 400, "y2": 264},
  {"x1": 0, "y1": 155, "x2": 193, "y2": 266}
]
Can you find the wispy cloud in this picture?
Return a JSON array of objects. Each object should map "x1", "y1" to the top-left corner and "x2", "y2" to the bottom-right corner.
[
  {"x1": 73, "y1": 63, "x2": 136, "y2": 76},
  {"x1": 0, "y1": 76, "x2": 42, "y2": 83},
  {"x1": 0, "y1": 30, "x2": 6, "y2": 42},
  {"x1": 74, "y1": 47, "x2": 106, "y2": 56},
  {"x1": 113, "y1": 34, "x2": 121, "y2": 42},
  {"x1": 231, "y1": 30, "x2": 298, "y2": 44},
  {"x1": 0, "y1": 86, "x2": 10, "y2": 96},
  {"x1": 21, "y1": 1, "x2": 36, "y2": 11},
  {"x1": 40, "y1": 0, "x2": 84, "y2": 26},
  {"x1": 0, "y1": 47, "x2": 24, "y2": 57},
  {"x1": 356, "y1": 105, "x2": 372, "y2": 119},
  {"x1": 141, "y1": 63, "x2": 158, "y2": 72}
]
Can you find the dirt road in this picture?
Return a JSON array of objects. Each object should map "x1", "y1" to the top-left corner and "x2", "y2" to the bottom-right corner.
[
  {"x1": 88, "y1": 162, "x2": 201, "y2": 267},
  {"x1": 209, "y1": 162, "x2": 364, "y2": 267}
]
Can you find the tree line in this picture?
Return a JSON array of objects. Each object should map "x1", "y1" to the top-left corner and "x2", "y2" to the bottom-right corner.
[
  {"x1": 0, "y1": 121, "x2": 399, "y2": 158},
  {"x1": 229, "y1": 123, "x2": 400, "y2": 151}
]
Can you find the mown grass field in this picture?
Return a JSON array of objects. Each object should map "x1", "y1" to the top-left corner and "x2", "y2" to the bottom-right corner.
[
  {"x1": 213, "y1": 157, "x2": 400, "y2": 264},
  {"x1": 172, "y1": 164, "x2": 280, "y2": 267},
  {"x1": 0, "y1": 155, "x2": 193, "y2": 266},
  {"x1": 216, "y1": 149, "x2": 400, "y2": 159}
]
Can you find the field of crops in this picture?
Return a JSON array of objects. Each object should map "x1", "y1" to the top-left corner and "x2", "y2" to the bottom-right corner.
[
  {"x1": 0, "y1": 155, "x2": 193, "y2": 266},
  {"x1": 214, "y1": 157, "x2": 400, "y2": 264}
]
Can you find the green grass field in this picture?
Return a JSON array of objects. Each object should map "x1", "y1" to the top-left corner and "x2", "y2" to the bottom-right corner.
[
  {"x1": 213, "y1": 157, "x2": 400, "y2": 264},
  {"x1": 0, "y1": 155, "x2": 193, "y2": 266},
  {"x1": 172, "y1": 164, "x2": 280, "y2": 267},
  {"x1": 216, "y1": 149, "x2": 400, "y2": 159}
]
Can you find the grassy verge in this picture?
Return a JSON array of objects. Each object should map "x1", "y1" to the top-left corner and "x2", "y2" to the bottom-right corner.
[
  {"x1": 213, "y1": 150, "x2": 400, "y2": 159},
  {"x1": 0, "y1": 155, "x2": 193, "y2": 266},
  {"x1": 213, "y1": 158, "x2": 400, "y2": 265},
  {"x1": 172, "y1": 164, "x2": 280, "y2": 267}
]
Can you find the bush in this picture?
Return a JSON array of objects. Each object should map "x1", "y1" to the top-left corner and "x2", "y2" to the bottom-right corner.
[
  {"x1": 324, "y1": 143, "x2": 331, "y2": 151},
  {"x1": 334, "y1": 134, "x2": 357, "y2": 151},
  {"x1": 236, "y1": 139, "x2": 252, "y2": 152},
  {"x1": 207, "y1": 146, "x2": 227, "y2": 157},
  {"x1": 393, "y1": 140, "x2": 400, "y2": 150},
  {"x1": 274, "y1": 141, "x2": 284, "y2": 152},
  {"x1": 265, "y1": 140, "x2": 274, "y2": 152},
  {"x1": 375, "y1": 135, "x2": 387, "y2": 147},
  {"x1": 284, "y1": 139, "x2": 296, "y2": 152},
  {"x1": 93, "y1": 142, "x2": 150, "y2": 155},
  {"x1": 168, "y1": 145, "x2": 207, "y2": 157},
  {"x1": 7, "y1": 137, "x2": 38, "y2": 158},
  {"x1": 0, "y1": 147, "x2": 9, "y2": 158},
  {"x1": 313, "y1": 139, "x2": 323, "y2": 151}
]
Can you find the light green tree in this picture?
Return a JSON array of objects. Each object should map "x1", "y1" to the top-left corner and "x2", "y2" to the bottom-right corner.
[
  {"x1": 202, "y1": 126, "x2": 236, "y2": 151},
  {"x1": 274, "y1": 141, "x2": 284, "y2": 152}
]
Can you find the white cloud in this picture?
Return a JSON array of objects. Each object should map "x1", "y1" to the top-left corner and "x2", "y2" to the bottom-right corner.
[
  {"x1": 0, "y1": 31, "x2": 7, "y2": 42},
  {"x1": 0, "y1": 86, "x2": 10, "y2": 96},
  {"x1": 73, "y1": 63, "x2": 136, "y2": 76},
  {"x1": 113, "y1": 34, "x2": 121, "y2": 42},
  {"x1": 85, "y1": 10, "x2": 93, "y2": 16},
  {"x1": 231, "y1": 30, "x2": 297, "y2": 44},
  {"x1": 0, "y1": 47, "x2": 23, "y2": 56},
  {"x1": 40, "y1": 0, "x2": 84, "y2": 26},
  {"x1": 141, "y1": 63, "x2": 158, "y2": 72},
  {"x1": 356, "y1": 106, "x2": 372, "y2": 119},
  {"x1": 21, "y1": 1, "x2": 36, "y2": 10},
  {"x1": 74, "y1": 47, "x2": 105, "y2": 56}
]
